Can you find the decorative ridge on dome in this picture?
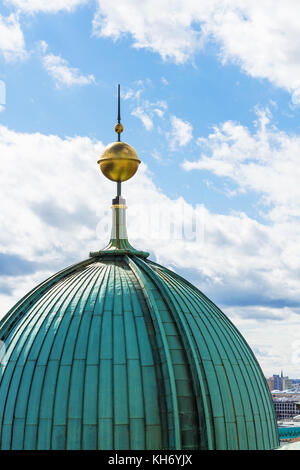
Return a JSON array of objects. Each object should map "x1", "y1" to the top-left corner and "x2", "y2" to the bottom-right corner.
[
  {"x1": 127, "y1": 255, "x2": 214, "y2": 447},
  {"x1": 90, "y1": 85, "x2": 148, "y2": 259}
]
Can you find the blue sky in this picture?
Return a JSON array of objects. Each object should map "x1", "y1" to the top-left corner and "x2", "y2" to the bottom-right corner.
[{"x1": 1, "y1": 0, "x2": 300, "y2": 377}]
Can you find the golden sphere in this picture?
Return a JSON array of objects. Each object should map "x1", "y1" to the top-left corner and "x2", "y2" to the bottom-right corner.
[
  {"x1": 114, "y1": 123, "x2": 124, "y2": 134},
  {"x1": 98, "y1": 141, "x2": 141, "y2": 182}
]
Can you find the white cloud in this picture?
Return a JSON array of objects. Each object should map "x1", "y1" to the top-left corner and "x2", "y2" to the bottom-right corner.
[
  {"x1": 93, "y1": 1, "x2": 300, "y2": 100},
  {"x1": 228, "y1": 307, "x2": 300, "y2": 377},
  {"x1": 183, "y1": 108, "x2": 300, "y2": 222},
  {"x1": 154, "y1": 108, "x2": 163, "y2": 118},
  {"x1": 39, "y1": 39, "x2": 48, "y2": 54},
  {"x1": 132, "y1": 106, "x2": 153, "y2": 131},
  {"x1": 124, "y1": 81, "x2": 167, "y2": 131},
  {"x1": 169, "y1": 115, "x2": 193, "y2": 149},
  {"x1": 92, "y1": 0, "x2": 204, "y2": 64},
  {"x1": 0, "y1": 13, "x2": 26, "y2": 61},
  {"x1": 151, "y1": 149, "x2": 161, "y2": 161},
  {"x1": 0, "y1": 126, "x2": 106, "y2": 315},
  {"x1": 122, "y1": 88, "x2": 142, "y2": 101},
  {"x1": 5, "y1": 1, "x2": 300, "y2": 101},
  {"x1": 42, "y1": 51, "x2": 96, "y2": 88},
  {"x1": 6, "y1": 0, "x2": 89, "y2": 14},
  {"x1": 1, "y1": 124, "x2": 300, "y2": 375}
]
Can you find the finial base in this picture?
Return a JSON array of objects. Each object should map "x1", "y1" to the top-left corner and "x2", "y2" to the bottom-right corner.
[
  {"x1": 90, "y1": 196, "x2": 149, "y2": 259},
  {"x1": 112, "y1": 195, "x2": 126, "y2": 205},
  {"x1": 89, "y1": 248, "x2": 149, "y2": 259},
  {"x1": 90, "y1": 237, "x2": 149, "y2": 258}
]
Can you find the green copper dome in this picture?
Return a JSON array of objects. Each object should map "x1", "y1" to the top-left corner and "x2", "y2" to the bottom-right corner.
[
  {"x1": 0, "y1": 253, "x2": 279, "y2": 450},
  {"x1": 0, "y1": 90, "x2": 279, "y2": 450}
]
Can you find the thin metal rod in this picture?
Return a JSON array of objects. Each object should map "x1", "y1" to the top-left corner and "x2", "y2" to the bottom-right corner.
[
  {"x1": 116, "y1": 85, "x2": 122, "y2": 197},
  {"x1": 118, "y1": 84, "x2": 121, "y2": 142},
  {"x1": 117, "y1": 181, "x2": 121, "y2": 197},
  {"x1": 118, "y1": 84, "x2": 121, "y2": 121}
]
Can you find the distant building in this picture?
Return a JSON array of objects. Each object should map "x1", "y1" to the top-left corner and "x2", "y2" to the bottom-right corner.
[
  {"x1": 267, "y1": 371, "x2": 292, "y2": 391},
  {"x1": 272, "y1": 391, "x2": 300, "y2": 420},
  {"x1": 274, "y1": 401, "x2": 300, "y2": 420},
  {"x1": 267, "y1": 377, "x2": 274, "y2": 391},
  {"x1": 283, "y1": 378, "x2": 293, "y2": 391},
  {"x1": 273, "y1": 374, "x2": 283, "y2": 391}
]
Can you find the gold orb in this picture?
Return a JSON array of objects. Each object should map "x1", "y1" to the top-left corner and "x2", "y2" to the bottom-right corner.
[
  {"x1": 114, "y1": 123, "x2": 124, "y2": 134},
  {"x1": 98, "y1": 141, "x2": 141, "y2": 182}
]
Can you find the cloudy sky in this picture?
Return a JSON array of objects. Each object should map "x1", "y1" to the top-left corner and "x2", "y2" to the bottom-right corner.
[{"x1": 1, "y1": 0, "x2": 300, "y2": 378}]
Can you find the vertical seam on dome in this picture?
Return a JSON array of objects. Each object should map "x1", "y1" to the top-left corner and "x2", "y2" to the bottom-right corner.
[
  {"x1": 150, "y1": 260, "x2": 278, "y2": 448},
  {"x1": 32, "y1": 265, "x2": 99, "y2": 449},
  {"x1": 37, "y1": 266, "x2": 98, "y2": 448},
  {"x1": 183, "y1": 285, "x2": 258, "y2": 447},
  {"x1": 96, "y1": 263, "x2": 113, "y2": 449},
  {"x1": 157, "y1": 269, "x2": 243, "y2": 449},
  {"x1": 191, "y1": 288, "x2": 274, "y2": 449},
  {"x1": 123, "y1": 259, "x2": 167, "y2": 449},
  {"x1": 0, "y1": 264, "x2": 96, "y2": 449},
  {"x1": 125, "y1": 256, "x2": 181, "y2": 450},
  {"x1": 82, "y1": 263, "x2": 111, "y2": 449},
  {"x1": 63, "y1": 266, "x2": 104, "y2": 449},
  {"x1": 25, "y1": 266, "x2": 97, "y2": 450},
  {"x1": 158, "y1": 268, "x2": 250, "y2": 450},
  {"x1": 38, "y1": 265, "x2": 99, "y2": 449},
  {"x1": 136, "y1": 258, "x2": 215, "y2": 450},
  {"x1": 1, "y1": 265, "x2": 92, "y2": 448},
  {"x1": 75, "y1": 265, "x2": 106, "y2": 450},
  {"x1": 111, "y1": 260, "x2": 116, "y2": 449},
  {"x1": 210, "y1": 299, "x2": 278, "y2": 448},
  {"x1": 46, "y1": 266, "x2": 98, "y2": 448},
  {"x1": 92, "y1": 264, "x2": 112, "y2": 449},
  {"x1": 115, "y1": 261, "x2": 130, "y2": 450},
  {"x1": 163, "y1": 269, "x2": 273, "y2": 450},
  {"x1": 121, "y1": 264, "x2": 147, "y2": 450}
]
